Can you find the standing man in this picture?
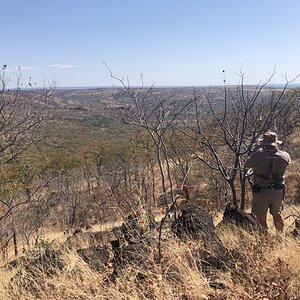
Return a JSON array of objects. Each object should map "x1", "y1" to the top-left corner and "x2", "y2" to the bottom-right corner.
[{"x1": 246, "y1": 131, "x2": 291, "y2": 234}]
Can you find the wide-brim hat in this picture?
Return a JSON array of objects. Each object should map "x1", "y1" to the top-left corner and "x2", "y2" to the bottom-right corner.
[{"x1": 257, "y1": 131, "x2": 282, "y2": 146}]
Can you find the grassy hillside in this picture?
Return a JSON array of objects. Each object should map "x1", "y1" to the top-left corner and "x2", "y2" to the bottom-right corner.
[
  {"x1": 1, "y1": 207, "x2": 299, "y2": 300},
  {"x1": 0, "y1": 86, "x2": 300, "y2": 300}
]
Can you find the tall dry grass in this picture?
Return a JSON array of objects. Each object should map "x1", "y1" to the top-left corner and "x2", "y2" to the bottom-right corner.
[
  {"x1": 0, "y1": 241, "x2": 212, "y2": 300},
  {"x1": 0, "y1": 229, "x2": 299, "y2": 300},
  {"x1": 0, "y1": 204, "x2": 299, "y2": 300}
]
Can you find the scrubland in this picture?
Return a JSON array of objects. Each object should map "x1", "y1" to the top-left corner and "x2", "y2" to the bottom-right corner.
[
  {"x1": 0, "y1": 204, "x2": 299, "y2": 300},
  {"x1": 1, "y1": 86, "x2": 300, "y2": 299}
]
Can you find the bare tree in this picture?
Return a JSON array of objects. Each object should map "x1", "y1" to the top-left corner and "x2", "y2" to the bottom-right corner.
[
  {"x1": 98, "y1": 65, "x2": 195, "y2": 261},
  {"x1": 0, "y1": 65, "x2": 55, "y2": 165},
  {"x1": 182, "y1": 71, "x2": 300, "y2": 209},
  {"x1": 100, "y1": 65, "x2": 194, "y2": 212},
  {"x1": 0, "y1": 65, "x2": 55, "y2": 256}
]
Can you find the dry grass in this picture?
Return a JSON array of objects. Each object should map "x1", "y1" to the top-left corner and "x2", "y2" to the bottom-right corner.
[
  {"x1": 216, "y1": 206, "x2": 300, "y2": 300},
  {"x1": 0, "y1": 242, "x2": 212, "y2": 300},
  {"x1": 1, "y1": 234, "x2": 299, "y2": 300},
  {"x1": 1, "y1": 206, "x2": 300, "y2": 300}
]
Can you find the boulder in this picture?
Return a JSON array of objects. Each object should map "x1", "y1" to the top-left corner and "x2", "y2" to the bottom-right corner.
[
  {"x1": 7, "y1": 249, "x2": 64, "y2": 273},
  {"x1": 171, "y1": 203, "x2": 235, "y2": 289},
  {"x1": 77, "y1": 246, "x2": 111, "y2": 272},
  {"x1": 111, "y1": 237, "x2": 153, "y2": 268},
  {"x1": 171, "y1": 203, "x2": 226, "y2": 255},
  {"x1": 218, "y1": 204, "x2": 258, "y2": 231}
]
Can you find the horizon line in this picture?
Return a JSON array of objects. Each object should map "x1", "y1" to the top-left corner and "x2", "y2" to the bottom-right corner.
[
  {"x1": 56, "y1": 82, "x2": 300, "y2": 89},
  {"x1": 7, "y1": 82, "x2": 300, "y2": 91}
]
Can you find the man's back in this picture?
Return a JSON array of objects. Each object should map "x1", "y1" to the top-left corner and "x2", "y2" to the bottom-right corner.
[
  {"x1": 246, "y1": 147, "x2": 291, "y2": 186},
  {"x1": 246, "y1": 131, "x2": 291, "y2": 233}
]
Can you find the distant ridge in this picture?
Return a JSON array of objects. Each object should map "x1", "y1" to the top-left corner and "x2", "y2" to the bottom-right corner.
[
  {"x1": 9, "y1": 83, "x2": 300, "y2": 92},
  {"x1": 55, "y1": 83, "x2": 300, "y2": 90}
]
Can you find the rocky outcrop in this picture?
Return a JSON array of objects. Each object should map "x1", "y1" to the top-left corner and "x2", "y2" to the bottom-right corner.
[
  {"x1": 77, "y1": 246, "x2": 111, "y2": 271},
  {"x1": 171, "y1": 202, "x2": 233, "y2": 289},
  {"x1": 171, "y1": 203, "x2": 225, "y2": 254},
  {"x1": 7, "y1": 207, "x2": 244, "y2": 295},
  {"x1": 8, "y1": 249, "x2": 65, "y2": 296},
  {"x1": 218, "y1": 204, "x2": 258, "y2": 231},
  {"x1": 7, "y1": 249, "x2": 64, "y2": 272}
]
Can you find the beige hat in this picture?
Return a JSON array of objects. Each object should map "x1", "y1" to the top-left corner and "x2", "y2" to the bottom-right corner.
[{"x1": 258, "y1": 131, "x2": 282, "y2": 146}]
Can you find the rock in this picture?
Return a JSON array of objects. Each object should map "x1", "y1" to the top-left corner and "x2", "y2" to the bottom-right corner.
[
  {"x1": 171, "y1": 203, "x2": 225, "y2": 255},
  {"x1": 8, "y1": 249, "x2": 64, "y2": 296},
  {"x1": 218, "y1": 204, "x2": 258, "y2": 231},
  {"x1": 171, "y1": 202, "x2": 233, "y2": 286},
  {"x1": 77, "y1": 246, "x2": 111, "y2": 272},
  {"x1": 287, "y1": 218, "x2": 300, "y2": 238},
  {"x1": 121, "y1": 214, "x2": 142, "y2": 244},
  {"x1": 7, "y1": 249, "x2": 64, "y2": 273},
  {"x1": 73, "y1": 228, "x2": 83, "y2": 235},
  {"x1": 111, "y1": 237, "x2": 153, "y2": 268},
  {"x1": 121, "y1": 242, "x2": 152, "y2": 265}
]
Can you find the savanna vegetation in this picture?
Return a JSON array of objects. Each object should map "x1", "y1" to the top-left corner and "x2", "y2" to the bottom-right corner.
[{"x1": 0, "y1": 66, "x2": 300, "y2": 299}]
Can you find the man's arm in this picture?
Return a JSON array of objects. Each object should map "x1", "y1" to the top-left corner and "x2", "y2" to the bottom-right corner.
[
  {"x1": 245, "y1": 152, "x2": 256, "y2": 168},
  {"x1": 245, "y1": 143, "x2": 262, "y2": 168}
]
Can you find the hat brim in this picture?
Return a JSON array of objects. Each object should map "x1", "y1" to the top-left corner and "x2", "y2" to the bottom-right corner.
[{"x1": 258, "y1": 139, "x2": 283, "y2": 146}]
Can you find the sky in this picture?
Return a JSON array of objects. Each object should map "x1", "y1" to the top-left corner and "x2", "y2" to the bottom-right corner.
[{"x1": 1, "y1": 0, "x2": 300, "y2": 88}]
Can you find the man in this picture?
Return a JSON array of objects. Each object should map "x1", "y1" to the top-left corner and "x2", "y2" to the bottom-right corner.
[{"x1": 246, "y1": 131, "x2": 291, "y2": 234}]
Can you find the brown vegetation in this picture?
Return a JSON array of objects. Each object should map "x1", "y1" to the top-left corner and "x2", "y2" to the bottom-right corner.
[
  {"x1": 0, "y1": 69, "x2": 300, "y2": 299},
  {"x1": 1, "y1": 210, "x2": 300, "y2": 299}
]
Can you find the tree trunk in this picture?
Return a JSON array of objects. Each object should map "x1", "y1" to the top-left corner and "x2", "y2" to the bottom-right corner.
[
  {"x1": 156, "y1": 141, "x2": 168, "y2": 208},
  {"x1": 228, "y1": 180, "x2": 238, "y2": 206},
  {"x1": 70, "y1": 206, "x2": 76, "y2": 228},
  {"x1": 240, "y1": 170, "x2": 247, "y2": 210},
  {"x1": 151, "y1": 165, "x2": 156, "y2": 206}
]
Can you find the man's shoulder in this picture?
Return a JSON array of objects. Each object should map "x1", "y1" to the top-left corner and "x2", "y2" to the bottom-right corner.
[
  {"x1": 248, "y1": 149, "x2": 268, "y2": 159},
  {"x1": 246, "y1": 148, "x2": 291, "y2": 167},
  {"x1": 275, "y1": 150, "x2": 291, "y2": 164},
  {"x1": 246, "y1": 149, "x2": 267, "y2": 167}
]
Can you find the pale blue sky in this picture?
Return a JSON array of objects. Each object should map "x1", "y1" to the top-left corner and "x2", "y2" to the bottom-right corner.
[{"x1": 2, "y1": 0, "x2": 300, "y2": 87}]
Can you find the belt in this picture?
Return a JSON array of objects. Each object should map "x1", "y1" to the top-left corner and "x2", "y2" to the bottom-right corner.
[
  {"x1": 251, "y1": 183, "x2": 284, "y2": 194},
  {"x1": 256, "y1": 184, "x2": 284, "y2": 190}
]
